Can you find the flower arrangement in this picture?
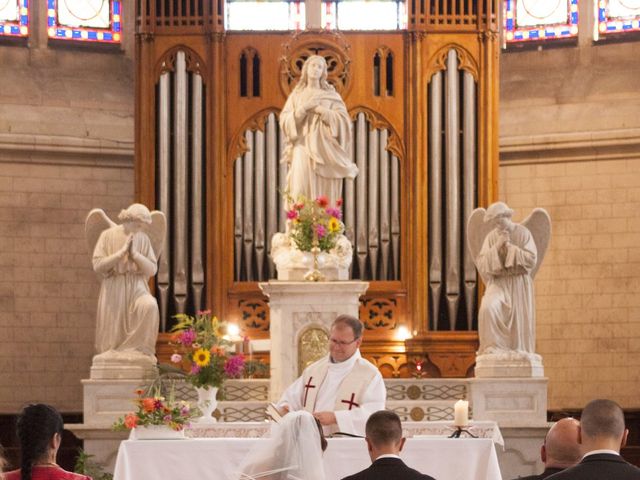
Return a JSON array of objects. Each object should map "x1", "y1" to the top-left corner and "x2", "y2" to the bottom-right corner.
[
  {"x1": 113, "y1": 388, "x2": 193, "y2": 431},
  {"x1": 286, "y1": 195, "x2": 345, "y2": 252},
  {"x1": 169, "y1": 310, "x2": 246, "y2": 388}
]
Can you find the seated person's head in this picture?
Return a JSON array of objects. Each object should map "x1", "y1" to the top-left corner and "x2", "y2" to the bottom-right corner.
[
  {"x1": 541, "y1": 417, "x2": 582, "y2": 469},
  {"x1": 16, "y1": 404, "x2": 64, "y2": 479},
  {"x1": 365, "y1": 410, "x2": 404, "y2": 461},
  {"x1": 329, "y1": 315, "x2": 364, "y2": 363},
  {"x1": 579, "y1": 399, "x2": 628, "y2": 452}
]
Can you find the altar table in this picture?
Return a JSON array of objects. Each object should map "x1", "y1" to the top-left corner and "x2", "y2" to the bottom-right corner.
[{"x1": 114, "y1": 436, "x2": 502, "y2": 480}]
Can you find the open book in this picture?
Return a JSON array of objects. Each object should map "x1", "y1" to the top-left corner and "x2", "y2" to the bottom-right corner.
[{"x1": 265, "y1": 402, "x2": 283, "y2": 423}]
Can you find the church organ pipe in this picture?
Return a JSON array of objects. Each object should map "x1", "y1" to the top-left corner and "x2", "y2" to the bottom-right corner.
[
  {"x1": 368, "y1": 128, "x2": 380, "y2": 277},
  {"x1": 379, "y1": 129, "x2": 390, "y2": 280},
  {"x1": 173, "y1": 51, "x2": 188, "y2": 314},
  {"x1": 355, "y1": 113, "x2": 368, "y2": 277},
  {"x1": 157, "y1": 72, "x2": 170, "y2": 331},
  {"x1": 242, "y1": 130, "x2": 255, "y2": 281},
  {"x1": 265, "y1": 114, "x2": 279, "y2": 279},
  {"x1": 344, "y1": 125, "x2": 356, "y2": 277},
  {"x1": 428, "y1": 71, "x2": 443, "y2": 331},
  {"x1": 191, "y1": 73, "x2": 205, "y2": 313},
  {"x1": 254, "y1": 129, "x2": 266, "y2": 281},
  {"x1": 234, "y1": 154, "x2": 243, "y2": 281},
  {"x1": 462, "y1": 71, "x2": 477, "y2": 330},
  {"x1": 390, "y1": 154, "x2": 400, "y2": 280},
  {"x1": 278, "y1": 127, "x2": 288, "y2": 233},
  {"x1": 444, "y1": 49, "x2": 462, "y2": 331}
]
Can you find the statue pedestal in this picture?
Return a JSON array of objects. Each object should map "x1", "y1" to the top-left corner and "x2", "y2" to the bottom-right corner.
[
  {"x1": 259, "y1": 280, "x2": 368, "y2": 402},
  {"x1": 474, "y1": 351, "x2": 544, "y2": 378},
  {"x1": 470, "y1": 377, "x2": 548, "y2": 427}
]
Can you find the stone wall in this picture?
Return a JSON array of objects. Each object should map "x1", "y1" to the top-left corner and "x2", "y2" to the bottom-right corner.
[{"x1": 0, "y1": 0, "x2": 135, "y2": 412}]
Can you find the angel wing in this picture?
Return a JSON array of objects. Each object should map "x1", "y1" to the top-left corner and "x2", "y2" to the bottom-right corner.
[
  {"x1": 466, "y1": 207, "x2": 494, "y2": 285},
  {"x1": 147, "y1": 210, "x2": 167, "y2": 258},
  {"x1": 521, "y1": 208, "x2": 551, "y2": 279},
  {"x1": 85, "y1": 209, "x2": 116, "y2": 257}
]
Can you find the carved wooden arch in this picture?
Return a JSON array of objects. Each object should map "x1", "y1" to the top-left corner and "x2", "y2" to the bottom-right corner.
[
  {"x1": 279, "y1": 30, "x2": 352, "y2": 97},
  {"x1": 425, "y1": 44, "x2": 478, "y2": 82},
  {"x1": 155, "y1": 45, "x2": 207, "y2": 82},
  {"x1": 349, "y1": 106, "x2": 405, "y2": 161},
  {"x1": 227, "y1": 107, "x2": 281, "y2": 164}
]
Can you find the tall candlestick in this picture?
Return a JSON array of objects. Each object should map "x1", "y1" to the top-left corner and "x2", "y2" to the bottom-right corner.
[{"x1": 453, "y1": 399, "x2": 469, "y2": 427}]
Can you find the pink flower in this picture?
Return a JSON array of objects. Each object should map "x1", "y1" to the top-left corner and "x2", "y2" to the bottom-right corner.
[
  {"x1": 163, "y1": 414, "x2": 172, "y2": 422},
  {"x1": 197, "y1": 309, "x2": 212, "y2": 316},
  {"x1": 170, "y1": 353, "x2": 182, "y2": 363},
  {"x1": 316, "y1": 196, "x2": 329, "y2": 208},
  {"x1": 180, "y1": 405, "x2": 190, "y2": 416},
  {"x1": 315, "y1": 224, "x2": 327, "y2": 238},
  {"x1": 326, "y1": 207, "x2": 342, "y2": 220},
  {"x1": 224, "y1": 354, "x2": 245, "y2": 379},
  {"x1": 190, "y1": 364, "x2": 201, "y2": 375},
  {"x1": 286, "y1": 209, "x2": 298, "y2": 220},
  {"x1": 180, "y1": 329, "x2": 197, "y2": 347}
]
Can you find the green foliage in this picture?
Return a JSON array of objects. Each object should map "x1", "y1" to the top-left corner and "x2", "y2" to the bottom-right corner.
[{"x1": 74, "y1": 449, "x2": 113, "y2": 480}]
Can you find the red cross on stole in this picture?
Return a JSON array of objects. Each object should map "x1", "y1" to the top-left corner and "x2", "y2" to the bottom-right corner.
[
  {"x1": 303, "y1": 377, "x2": 316, "y2": 407},
  {"x1": 340, "y1": 393, "x2": 360, "y2": 410}
]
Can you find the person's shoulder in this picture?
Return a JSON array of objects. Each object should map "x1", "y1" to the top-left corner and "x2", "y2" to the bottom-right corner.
[
  {"x1": 355, "y1": 356, "x2": 381, "y2": 373},
  {"x1": 4, "y1": 470, "x2": 20, "y2": 480},
  {"x1": 303, "y1": 355, "x2": 330, "y2": 372},
  {"x1": 340, "y1": 471, "x2": 365, "y2": 480}
]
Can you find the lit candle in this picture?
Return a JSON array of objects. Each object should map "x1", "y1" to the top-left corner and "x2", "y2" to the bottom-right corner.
[{"x1": 453, "y1": 399, "x2": 469, "y2": 427}]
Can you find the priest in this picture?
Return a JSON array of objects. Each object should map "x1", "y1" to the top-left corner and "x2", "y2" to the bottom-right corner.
[{"x1": 276, "y1": 315, "x2": 386, "y2": 436}]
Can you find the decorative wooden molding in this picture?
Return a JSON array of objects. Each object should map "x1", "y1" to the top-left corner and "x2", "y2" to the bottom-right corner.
[
  {"x1": 279, "y1": 30, "x2": 352, "y2": 97},
  {"x1": 227, "y1": 107, "x2": 281, "y2": 161},
  {"x1": 349, "y1": 106, "x2": 406, "y2": 160},
  {"x1": 360, "y1": 297, "x2": 398, "y2": 331},
  {"x1": 426, "y1": 44, "x2": 479, "y2": 81},
  {"x1": 237, "y1": 298, "x2": 270, "y2": 333},
  {"x1": 155, "y1": 45, "x2": 208, "y2": 81},
  {"x1": 405, "y1": 332, "x2": 479, "y2": 378}
]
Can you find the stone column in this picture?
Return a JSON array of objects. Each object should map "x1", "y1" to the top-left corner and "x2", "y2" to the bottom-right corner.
[{"x1": 259, "y1": 281, "x2": 368, "y2": 402}]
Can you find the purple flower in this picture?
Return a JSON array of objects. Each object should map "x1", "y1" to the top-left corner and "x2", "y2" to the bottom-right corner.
[
  {"x1": 190, "y1": 364, "x2": 201, "y2": 375},
  {"x1": 326, "y1": 207, "x2": 342, "y2": 220},
  {"x1": 163, "y1": 414, "x2": 172, "y2": 422},
  {"x1": 170, "y1": 353, "x2": 182, "y2": 364},
  {"x1": 180, "y1": 405, "x2": 190, "y2": 416},
  {"x1": 180, "y1": 329, "x2": 197, "y2": 347},
  {"x1": 315, "y1": 224, "x2": 327, "y2": 238},
  {"x1": 224, "y1": 355, "x2": 245, "y2": 379}
]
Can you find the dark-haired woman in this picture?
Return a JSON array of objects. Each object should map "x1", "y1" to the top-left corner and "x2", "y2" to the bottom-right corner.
[{"x1": 5, "y1": 404, "x2": 91, "y2": 480}]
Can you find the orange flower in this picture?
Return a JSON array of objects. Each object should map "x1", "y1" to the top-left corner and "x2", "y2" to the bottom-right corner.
[
  {"x1": 142, "y1": 398, "x2": 156, "y2": 412},
  {"x1": 124, "y1": 413, "x2": 139, "y2": 429},
  {"x1": 210, "y1": 346, "x2": 225, "y2": 356},
  {"x1": 134, "y1": 388, "x2": 144, "y2": 396}
]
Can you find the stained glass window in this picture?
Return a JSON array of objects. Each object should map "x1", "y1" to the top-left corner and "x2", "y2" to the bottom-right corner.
[
  {"x1": 322, "y1": 0, "x2": 407, "y2": 30},
  {"x1": 226, "y1": 0, "x2": 305, "y2": 30},
  {"x1": 0, "y1": 0, "x2": 28, "y2": 38},
  {"x1": 595, "y1": 0, "x2": 640, "y2": 40},
  {"x1": 504, "y1": 0, "x2": 578, "y2": 43},
  {"x1": 48, "y1": 0, "x2": 121, "y2": 43}
]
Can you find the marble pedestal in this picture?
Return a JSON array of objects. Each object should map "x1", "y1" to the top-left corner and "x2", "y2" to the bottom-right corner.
[
  {"x1": 475, "y1": 351, "x2": 544, "y2": 378},
  {"x1": 259, "y1": 280, "x2": 368, "y2": 402}
]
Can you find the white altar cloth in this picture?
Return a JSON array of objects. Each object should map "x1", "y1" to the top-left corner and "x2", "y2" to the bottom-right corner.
[{"x1": 114, "y1": 436, "x2": 502, "y2": 480}]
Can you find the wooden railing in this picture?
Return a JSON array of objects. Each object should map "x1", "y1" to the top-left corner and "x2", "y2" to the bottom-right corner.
[
  {"x1": 136, "y1": 0, "x2": 224, "y2": 34},
  {"x1": 409, "y1": 0, "x2": 499, "y2": 31}
]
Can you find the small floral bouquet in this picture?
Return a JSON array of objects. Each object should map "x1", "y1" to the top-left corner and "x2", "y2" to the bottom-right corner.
[
  {"x1": 286, "y1": 195, "x2": 345, "y2": 252},
  {"x1": 169, "y1": 310, "x2": 245, "y2": 388},
  {"x1": 113, "y1": 388, "x2": 193, "y2": 431}
]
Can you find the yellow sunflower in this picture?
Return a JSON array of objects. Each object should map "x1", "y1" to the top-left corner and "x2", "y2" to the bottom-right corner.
[
  {"x1": 193, "y1": 348, "x2": 211, "y2": 367},
  {"x1": 328, "y1": 217, "x2": 341, "y2": 233}
]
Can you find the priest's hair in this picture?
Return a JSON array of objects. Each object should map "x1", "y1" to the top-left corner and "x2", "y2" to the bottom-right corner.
[
  {"x1": 365, "y1": 410, "x2": 403, "y2": 447},
  {"x1": 332, "y1": 314, "x2": 363, "y2": 339},
  {"x1": 580, "y1": 398, "x2": 625, "y2": 440}
]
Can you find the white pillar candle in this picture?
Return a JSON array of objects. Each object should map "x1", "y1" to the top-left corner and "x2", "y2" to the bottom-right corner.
[{"x1": 453, "y1": 399, "x2": 469, "y2": 427}]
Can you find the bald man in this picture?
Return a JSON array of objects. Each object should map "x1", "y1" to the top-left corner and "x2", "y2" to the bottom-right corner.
[
  {"x1": 514, "y1": 418, "x2": 582, "y2": 479},
  {"x1": 546, "y1": 399, "x2": 640, "y2": 480}
]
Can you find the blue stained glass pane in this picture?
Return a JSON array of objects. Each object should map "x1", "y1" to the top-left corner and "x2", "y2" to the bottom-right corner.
[
  {"x1": 48, "y1": 17, "x2": 55, "y2": 26},
  {"x1": 48, "y1": 0, "x2": 55, "y2": 8},
  {"x1": 515, "y1": 32, "x2": 523, "y2": 39},
  {"x1": 113, "y1": 1, "x2": 120, "y2": 14},
  {"x1": 72, "y1": 30, "x2": 81, "y2": 38},
  {"x1": 506, "y1": 18, "x2": 513, "y2": 29},
  {"x1": 88, "y1": 31, "x2": 97, "y2": 39},
  {"x1": 114, "y1": 22, "x2": 120, "y2": 31},
  {"x1": 56, "y1": 28, "x2": 65, "y2": 36},
  {"x1": 104, "y1": 33, "x2": 113, "y2": 40},
  {"x1": 571, "y1": 12, "x2": 578, "y2": 23},
  {"x1": 623, "y1": 23, "x2": 632, "y2": 29},
  {"x1": 10, "y1": 26, "x2": 19, "y2": 34},
  {"x1": 546, "y1": 30, "x2": 555, "y2": 36},
  {"x1": 21, "y1": 15, "x2": 28, "y2": 25},
  {"x1": 599, "y1": 10, "x2": 605, "y2": 21},
  {"x1": 529, "y1": 30, "x2": 539, "y2": 38},
  {"x1": 0, "y1": 26, "x2": 4, "y2": 33},
  {"x1": 607, "y1": 25, "x2": 616, "y2": 30},
  {"x1": 24, "y1": 0, "x2": 28, "y2": 6}
]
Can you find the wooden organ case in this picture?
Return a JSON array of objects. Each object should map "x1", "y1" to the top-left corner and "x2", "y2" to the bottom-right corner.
[{"x1": 135, "y1": 0, "x2": 500, "y2": 379}]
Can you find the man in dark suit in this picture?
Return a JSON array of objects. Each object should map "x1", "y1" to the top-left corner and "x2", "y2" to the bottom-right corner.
[
  {"x1": 547, "y1": 399, "x2": 640, "y2": 480},
  {"x1": 341, "y1": 410, "x2": 436, "y2": 480},
  {"x1": 514, "y1": 417, "x2": 582, "y2": 479}
]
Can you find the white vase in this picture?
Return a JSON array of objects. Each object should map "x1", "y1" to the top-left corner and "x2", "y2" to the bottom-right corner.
[
  {"x1": 194, "y1": 385, "x2": 219, "y2": 423},
  {"x1": 133, "y1": 425, "x2": 186, "y2": 440}
]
